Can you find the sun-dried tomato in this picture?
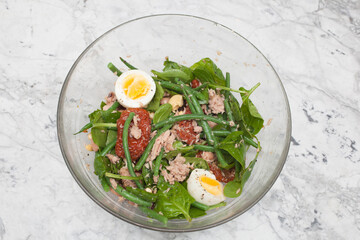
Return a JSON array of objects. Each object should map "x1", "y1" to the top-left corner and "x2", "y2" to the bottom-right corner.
[
  {"x1": 190, "y1": 79, "x2": 201, "y2": 88},
  {"x1": 174, "y1": 106, "x2": 198, "y2": 145},
  {"x1": 115, "y1": 108, "x2": 151, "y2": 161},
  {"x1": 209, "y1": 162, "x2": 235, "y2": 183}
]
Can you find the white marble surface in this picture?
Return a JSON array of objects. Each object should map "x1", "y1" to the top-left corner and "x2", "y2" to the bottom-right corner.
[{"x1": 1, "y1": 0, "x2": 360, "y2": 239}]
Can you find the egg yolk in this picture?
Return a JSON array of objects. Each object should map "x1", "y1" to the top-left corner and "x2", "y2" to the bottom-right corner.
[
  {"x1": 199, "y1": 175, "x2": 222, "y2": 196},
  {"x1": 122, "y1": 74, "x2": 150, "y2": 99}
]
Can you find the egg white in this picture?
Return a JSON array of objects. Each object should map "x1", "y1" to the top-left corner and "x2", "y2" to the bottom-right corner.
[
  {"x1": 187, "y1": 169, "x2": 225, "y2": 205},
  {"x1": 115, "y1": 70, "x2": 156, "y2": 108}
]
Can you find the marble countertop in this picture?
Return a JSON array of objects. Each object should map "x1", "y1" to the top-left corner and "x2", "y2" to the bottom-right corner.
[{"x1": 1, "y1": 0, "x2": 359, "y2": 239}]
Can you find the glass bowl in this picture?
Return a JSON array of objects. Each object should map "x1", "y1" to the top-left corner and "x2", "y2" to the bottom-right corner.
[{"x1": 57, "y1": 14, "x2": 291, "y2": 232}]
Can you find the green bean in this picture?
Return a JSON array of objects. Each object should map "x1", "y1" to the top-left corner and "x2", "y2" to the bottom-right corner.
[
  {"x1": 92, "y1": 123, "x2": 117, "y2": 128},
  {"x1": 212, "y1": 130, "x2": 231, "y2": 137},
  {"x1": 126, "y1": 187, "x2": 157, "y2": 202},
  {"x1": 187, "y1": 90, "x2": 228, "y2": 168},
  {"x1": 244, "y1": 136, "x2": 259, "y2": 148},
  {"x1": 191, "y1": 201, "x2": 210, "y2": 211},
  {"x1": 139, "y1": 206, "x2": 168, "y2": 224},
  {"x1": 152, "y1": 69, "x2": 191, "y2": 82},
  {"x1": 193, "y1": 144, "x2": 215, "y2": 152},
  {"x1": 152, "y1": 114, "x2": 231, "y2": 130},
  {"x1": 107, "y1": 62, "x2": 122, "y2": 76},
  {"x1": 120, "y1": 57, "x2": 137, "y2": 70},
  {"x1": 104, "y1": 101, "x2": 120, "y2": 112},
  {"x1": 153, "y1": 147, "x2": 164, "y2": 177},
  {"x1": 159, "y1": 80, "x2": 206, "y2": 101},
  {"x1": 193, "y1": 82, "x2": 209, "y2": 91},
  {"x1": 99, "y1": 138, "x2": 117, "y2": 157},
  {"x1": 105, "y1": 178, "x2": 152, "y2": 207},
  {"x1": 105, "y1": 172, "x2": 142, "y2": 180},
  {"x1": 174, "y1": 78, "x2": 207, "y2": 102},
  {"x1": 74, "y1": 122, "x2": 93, "y2": 135},
  {"x1": 208, "y1": 201, "x2": 227, "y2": 210},
  {"x1": 74, "y1": 101, "x2": 120, "y2": 135},
  {"x1": 182, "y1": 86, "x2": 196, "y2": 112},
  {"x1": 134, "y1": 124, "x2": 172, "y2": 171},
  {"x1": 158, "y1": 80, "x2": 183, "y2": 93},
  {"x1": 123, "y1": 112, "x2": 143, "y2": 189},
  {"x1": 191, "y1": 201, "x2": 227, "y2": 211}
]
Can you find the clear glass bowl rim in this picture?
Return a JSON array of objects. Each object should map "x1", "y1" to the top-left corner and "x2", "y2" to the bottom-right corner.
[{"x1": 57, "y1": 13, "x2": 292, "y2": 232}]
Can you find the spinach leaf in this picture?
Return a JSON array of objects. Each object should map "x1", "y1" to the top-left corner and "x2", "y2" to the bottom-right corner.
[
  {"x1": 218, "y1": 143, "x2": 246, "y2": 168},
  {"x1": 152, "y1": 69, "x2": 193, "y2": 83},
  {"x1": 94, "y1": 156, "x2": 107, "y2": 177},
  {"x1": 217, "y1": 131, "x2": 246, "y2": 168},
  {"x1": 155, "y1": 180, "x2": 195, "y2": 221},
  {"x1": 105, "y1": 130, "x2": 117, "y2": 146},
  {"x1": 101, "y1": 111, "x2": 121, "y2": 123},
  {"x1": 100, "y1": 176, "x2": 110, "y2": 192},
  {"x1": 89, "y1": 110, "x2": 108, "y2": 148},
  {"x1": 189, "y1": 207, "x2": 206, "y2": 218},
  {"x1": 238, "y1": 86, "x2": 264, "y2": 135},
  {"x1": 240, "y1": 99, "x2": 264, "y2": 135},
  {"x1": 153, "y1": 103, "x2": 172, "y2": 124},
  {"x1": 200, "y1": 86, "x2": 209, "y2": 103},
  {"x1": 223, "y1": 159, "x2": 257, "y2": 198},
  {"x1": 240, "y1": 159, "x2": 257, "y2": 191},
  {"x1": 91, "y1": 121, "x2": 108, "y2": 149},
  {"x1": 147, "y1": 81, "x2": 164, "y2": 112},
  {"x1": 89, "y1": 109, "x2": 102, "y2": 123},
  {"x1": 163, "y1": 59, "x2": 181, "y2": 71},
  {"x1": 100, "y1": 101, "x2": 106, "y2": 110},
  {"x1": 190, "y1": 58, "x2": 226, "y2": 86},
  {"x1": 176, "y1": 207, "x2": 206, "y2": 219},
  {"x1": 184, "y1": 157, "x2": 209, "y2": 170},
  {"x1": 163, "y1": 60, "x2": 194, "y2": 81},
  {"x1": 221, "y1": 150, "x2": 236, "y2": 165},
  {"x1": 192, "y1": 66, "x2": 215, "y2": 84},
  {"x1": 223, "y1": 180, "x2": 242, "y2": 198}
]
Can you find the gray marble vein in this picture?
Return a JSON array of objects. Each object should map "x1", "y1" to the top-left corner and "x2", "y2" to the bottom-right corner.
[{"x1": 0, "y1": 0, "x2": 359, "y2": 239}]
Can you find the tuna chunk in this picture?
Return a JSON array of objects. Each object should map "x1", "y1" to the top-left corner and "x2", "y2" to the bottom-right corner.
[
  {"x1": 106, "y1": 91, "x2": 117, "y2": 104},
  {"x1": 106, "y1": 154, "x2": 120, "y2": 164},
  {"x1": 160, "y1": 97, "x2": 170, "y2": 105},
  {"x1": 162, "y1": 154, "x2": 192, "y2": 184},
  {"x1": 109, "y1": 178, "x2": 118, "y2": 189},
  {"x1": 103, "y1": 92, "x2": 117, "y2": 110},
  {"x1": 119, "y1": 167, "x2": 140, "y2": 188},
  {"x1": 208, "y1": 89, "x2": 225, "y2": 114},
  {"x1": 129, "y1": 114, "x2": 142, "y2": 139},
  {"x1": 192, "y1": 120, "x2": 203, "y2": 133},
  {"x1": 130, "y1": 126, "x2": 142, "y2": 139},
  {"x1": 201, "y1": 104, "x2": 211, "y2": 115},
  {"x1": 201, "y1": 151, "x2": 216, "y2": 163},
  {"x1": 147, "y1": 130, "x2": 176, "y2": 163},
  {"x1": 207, "y1": 120, "x2": 218, "y2": 128}
]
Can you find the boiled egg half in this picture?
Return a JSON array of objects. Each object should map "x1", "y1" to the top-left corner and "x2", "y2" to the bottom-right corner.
[
  {"x1": 187, "y1": 169, "x2": 225, "y2": 205},
  {"x1": 115, "y1": 70, "x2": 156, "y2": 108}
]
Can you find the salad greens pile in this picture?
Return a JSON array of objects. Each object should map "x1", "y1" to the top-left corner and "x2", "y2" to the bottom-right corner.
[{"x1": 75, "y1": 57, "x2": 264, "y2": 225}]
